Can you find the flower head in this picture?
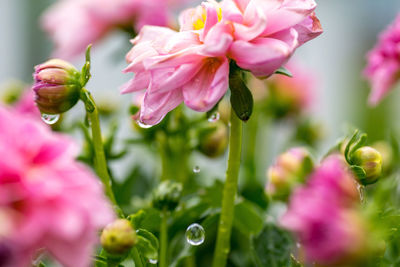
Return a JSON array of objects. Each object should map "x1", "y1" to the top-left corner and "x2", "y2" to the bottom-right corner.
[
  {"x1": 122, "y1": 0, "x2": 322, "y2": 125},
  {"x1": 0, "y1": 105, "x2": 114, "y2": 267},
  {"x1": 32, "y1": 59, "x2": 82, "y2": 114},
  {"x1": 281, "y1": 156, "x2": 364, "y2": 266},
  {"x1": 364, "y1": 14, "x2": 400, "y2": 106}
]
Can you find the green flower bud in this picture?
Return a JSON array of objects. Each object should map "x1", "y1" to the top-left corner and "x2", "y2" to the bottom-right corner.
[
  {"x1": 32, "y1": 59, "x2": 82, "y2": 114},
  {"x1": 152, "y1": 181, "x2": 182, "y2": 212},
  {"x1": 101, "y1": 219, "x2": 137, "y2": 255},
  {"x1": 351, "y1": 146, "x2": 382, "y2": 185},
  {"x1": 198, "y1": 121, "x2": 228, "y2": 158}
]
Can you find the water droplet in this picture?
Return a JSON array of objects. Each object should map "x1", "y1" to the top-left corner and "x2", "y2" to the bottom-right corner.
[
  {"x1": 208, "y1": 112, "x2": 220, "y2": 123},
  {"x1": 193, "y1": 166, "x2": 200, "y2": 173},
  {"x1": 186, "y1": 223, "x2": 205, "y2": 246},
  {"x1": 137, "y1": 120, "x2": 152, "y2": 129},
  {"x1": 149, "y1": 259, "x2": 158, "y2": 264},
  {"x1": 357, "y1": 183, "x2": 365, "y2": 203},
  {"x1": 41, "y1": 113, "x2": 60, "y2": 125}
]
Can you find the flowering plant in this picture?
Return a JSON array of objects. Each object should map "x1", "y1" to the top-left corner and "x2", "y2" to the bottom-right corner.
[{"x1": 2, "y1": 1, "x2": 400, "y2": 267}]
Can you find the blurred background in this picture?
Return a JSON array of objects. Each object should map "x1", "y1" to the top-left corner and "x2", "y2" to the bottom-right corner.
[{"x1": 1, "y1": 0, "x2": 400, "y2": 182}]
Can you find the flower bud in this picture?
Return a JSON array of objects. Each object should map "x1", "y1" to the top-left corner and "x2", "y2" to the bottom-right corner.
[
  {"x1": 351, "y1": 146, "x2": 382, "y2": 185},
  {"x1": 372, "y1": 141, "x2": 393, "y2": 174},
  {"x1": 198, "y1": 121, "x2": 228, "y2": 158},
  {"x1": 152, "y1": 181, "x2": 182, "y2": 212},
  {"x1": 101, "y1": 219, "x2": 137, "y2": 255},
  {"x1": 32, "y1": 59, "x2": 82, "y2": 114},
  {"x1": 266, "y1": 147, "x2": 313, "y2": 200}
]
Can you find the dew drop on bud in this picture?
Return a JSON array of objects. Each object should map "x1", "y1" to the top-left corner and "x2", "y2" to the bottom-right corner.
[
  {"x1": 137, "y1": 120, "x2": 152, "y2": 129},
  {"x1": 208, "y1": 112, "x2": 220, "y2": 123},
  {"x1": 185, "y1": 223, "x2": 205, "y2": 246},
  {"x1": 41, "y1": 113, "x2": 60, "y2": 125},
  {"x1": 149, "y1": 259, "x2": 158, "y2": 264},
  {"x1": 193, "y1": 166, "x2": 200, "y2": 173}
]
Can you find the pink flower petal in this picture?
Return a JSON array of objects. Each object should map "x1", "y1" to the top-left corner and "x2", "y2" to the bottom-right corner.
[{"x1": 182, "y1": 57, "x2": 229, "y2": 111}]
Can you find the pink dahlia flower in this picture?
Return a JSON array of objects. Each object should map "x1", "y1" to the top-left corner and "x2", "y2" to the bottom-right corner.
[
  {"x1": 222, "y1": 0, "x2": 323, "y2": 77},
  {"x1": 122, "y1": 1, "x2": 233, "y2": 125},
  {"x1": 41, "y1": 0, "x2": 183, "y2": 59},
  {"x1": 364, "y1": 14, "x2": 400, "y2": 106},
  {"x1": 0, "y1": 105, "x2": 114, "y2": 267},
  {"x1": 281, "y1": 156, "x2": 364, "y2": 266},
  {"x1": 122, "y1": 0, "x2": 322, "y2": 125}
]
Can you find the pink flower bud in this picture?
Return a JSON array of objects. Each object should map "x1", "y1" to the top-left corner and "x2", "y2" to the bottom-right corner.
[
  {"x1": 32, "y1": 59, "x2": 81, "y2": 114},
  {"x1": 266, "y1": 147, "x2": 313, "y2": 200}
]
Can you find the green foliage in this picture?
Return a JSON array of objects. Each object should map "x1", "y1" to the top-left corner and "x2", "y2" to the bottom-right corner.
[
  {"x1": 252, "y1": 224, "x2": 294, "y2": 267},
  {"x1": 136, "y1": 229, "x2": 160, "y2": 262}
]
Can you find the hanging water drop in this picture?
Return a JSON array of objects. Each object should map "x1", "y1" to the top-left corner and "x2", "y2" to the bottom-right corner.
[
  {"x1": 357, "y1": 183, "x2": 365, "y2": 203},
  {"x1": 185, "y1": 223, "x2": 205, "y2": 246},
  {"x1": 137, "y1": 120, "x2": 152, "y2": 129},
  {"x1": 193, "y1": 166, "x2": 200, "y2": 173},
  {"x1": 149, "y1": 259, "x2": 158, "y2": 264},
  {"x1": 41, "y1": 113, "x2": 60, "y2": 125},
  {"x1": 208, "y1": 112, "x2": 220, "y2": 123}
]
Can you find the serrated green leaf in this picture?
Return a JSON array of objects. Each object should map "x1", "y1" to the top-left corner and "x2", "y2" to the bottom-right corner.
[
  {"x1": 274, "y1": 66, "x2": 293, "y2": 77},
  {"x1": 136, "y1": 229, "x2": 159, "y2": 261}
]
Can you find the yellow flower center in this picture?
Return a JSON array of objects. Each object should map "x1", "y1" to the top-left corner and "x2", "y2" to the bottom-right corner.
[{"x1": 192, "y1": 4, "x2": 222, "y2": 30}]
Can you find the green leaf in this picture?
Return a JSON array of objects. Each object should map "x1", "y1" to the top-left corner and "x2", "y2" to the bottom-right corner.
[
  {"x1": 274, "y1": 66, "x2": 293, "y2": 77},
  {"x1": 136, "y1": 229, "x2": 159, "y2": 261},
  {"x1": 229, "y1": 63, "x2": 253, "y2": 121},
  {"x1": 252, "y1": 224, "x2": 293, "y2": 267},
  {"x1": 344, "y1": 129, "x2": 367, "y2": 164},
  {"x1": 350, "y1": 165, "x2": 367, "y2": 183},
  {"x1": 234, "y1": 200, "x2": 264, "y2": 236},
  {"x1": 128, "y1": 208, "x2": 161, "y2": 232}
]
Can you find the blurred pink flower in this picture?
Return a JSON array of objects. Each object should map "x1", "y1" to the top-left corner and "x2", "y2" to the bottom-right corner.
[
  {"x1": 266, "y1": 60, "x2": 318, "y2": 116},
  {"x1": 281, "y1": 155, "x2": 364, "y2": 266},
  {"x1": 0, "y1": 105, "x2": 115, "y2": 267},
  {"x1": 14, "y1": 90, "x2": 41, "y2": 119},
  {"x1": 364, "y1": 14, "x2": 400, "y2": 106},
  {"x1": 122, "y1": 0, "x2": 322, "y2": 125},
  {"x1": 42, "y1": 0, "x2": 183, "y2": 59},
  {"x1": 222, "y1": 0, "x2": 322, "y2": 77},
  {"x1": 122, "y1": 1, "x2": 232, "y2": 125}
]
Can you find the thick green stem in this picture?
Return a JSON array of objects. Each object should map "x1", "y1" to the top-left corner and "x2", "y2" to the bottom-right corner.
[
  {"x1": 159, "y1": 210, "x2": 168, "y2": 267},
  {"x1": 132, "y1": 247, "x2": 144, "y2": 267},
  {"x1": 212, "y1": 108, "x2": 243, "y2": 267},
  {"x1": 83, "y1": 89, "x2": 122, "y2": 216}
]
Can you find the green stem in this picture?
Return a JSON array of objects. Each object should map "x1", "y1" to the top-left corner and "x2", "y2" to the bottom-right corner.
[
  {"x1": 159, "y1": 209, "x2": 168, "y2": 267},
  {"x1": 212, "y1": 108, "x2": 243, "y2": 267},
  {"x1": 82, "y1": 89, "x2": 123, "y2": 217},
  {"x1": 132, "y1": 247, "x2": 144, "y2": 267},
  {"x1": 156, "y1": 130, "x2": 170, "y2": 181}
]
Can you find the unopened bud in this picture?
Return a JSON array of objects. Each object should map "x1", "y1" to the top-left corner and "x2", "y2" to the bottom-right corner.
[
  {"x1": 101, "y1": 219, "x2": 137, "y2": 255},
  {"x1": 372, "y1": 141, "x2": 393, "y2": 174},
  {"x1": 152, "y1": 181, "x2": 182, "y2": 212},
  {"x1": 266, "y1": 147, "x2": 313, "y2": 200},
  {"x1": 351, "y1": 146, "x2": 382, "y2": 185},
  {"x1": 198, "y1": 122, "x2": 228, "y2": 158},
  {"x1": 32, "y1": 59, "x2": 82, "y2": 114}
]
